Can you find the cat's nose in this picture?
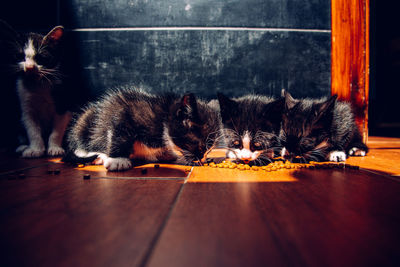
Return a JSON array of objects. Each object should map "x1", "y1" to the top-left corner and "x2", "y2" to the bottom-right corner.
[{"x1": 24, "y1": 60, "x2": 37, "y2": 72}]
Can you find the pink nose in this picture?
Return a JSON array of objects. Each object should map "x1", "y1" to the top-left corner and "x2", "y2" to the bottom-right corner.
[
  {"x1": 24, "y1": 60, "x2": 37, "y2": 72},
  {"x1": 242, "y1": 158, "x2": 250, "y2": 164}
]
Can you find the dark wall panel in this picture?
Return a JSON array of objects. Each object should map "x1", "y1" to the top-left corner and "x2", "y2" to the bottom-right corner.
[
  {"x1": 70, "y1": 30, "x2": 330, "y2": 99},
  {"x1": 61, "y1": 0, "x2": 330, "y2": 29}
]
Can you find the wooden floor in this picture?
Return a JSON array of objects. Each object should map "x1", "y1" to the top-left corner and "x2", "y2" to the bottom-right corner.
[{"x1": 1, "y1": 136, "x2": 399, "y2": 267}]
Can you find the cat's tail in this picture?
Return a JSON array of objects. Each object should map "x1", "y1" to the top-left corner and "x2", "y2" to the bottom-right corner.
[{"x1": 61, "y1": 150, "x2": 99, "y2": 164}]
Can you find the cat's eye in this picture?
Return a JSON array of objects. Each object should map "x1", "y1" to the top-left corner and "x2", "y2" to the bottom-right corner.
[
  {"x1": 232, "y1": 140, "x2": 241, "y2": 148},
  {"x1": 254, "y1": 142, "x2": 261, "y2": 148}
]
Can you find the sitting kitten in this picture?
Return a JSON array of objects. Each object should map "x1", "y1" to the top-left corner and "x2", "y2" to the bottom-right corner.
[
  {"x1": 0, "y1": 21, "x2": 71, "y2": 157},
  {"x1": 65, "y1": 88, "x2": 221, "y2": 171},
  {"x1": 279, "y1": 90, "x2": 368, "y2": 162},
  {"x1": 217, "y1": 93, "x2": 283, "y2": 165}
]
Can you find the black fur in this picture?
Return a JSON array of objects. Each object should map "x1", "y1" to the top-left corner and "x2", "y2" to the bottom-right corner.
[
  {"x1": 217, "y1": 93, "x2": 284, "y2": 165},
  {"x1": 65, "y1": 88, "x2": 221, "y2": 171},
  {"x1": 0, "y1": 20, "x2": 74, "y2": 158},
  {"x1": 279, "y1": 90, "x2": 368, "y2": 162}
]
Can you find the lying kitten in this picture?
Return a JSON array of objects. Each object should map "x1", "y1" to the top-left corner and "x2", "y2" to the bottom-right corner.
[
  {"x1": 0, "y1": 21, "x2": 71, "y2": 157},
  {"x1": 217, "y1": 93, "x2": 283, "y2": 165},
  {"x1": 279, "y1": 90, "x2": 368, "y2": 162},
  {"x1": 65, "y1": 88, "x2": 221, "y2": 171}
]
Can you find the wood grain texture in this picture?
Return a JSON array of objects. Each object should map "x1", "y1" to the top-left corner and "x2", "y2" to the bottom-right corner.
[
  {"x1": 331, "y1": 0, "x2": 369, "y2": 142},
  {"x1": 148, "y1": 171, "x2": 400, "y2": 267},
  {"x1": 0, "y1": 167, "x2": 183, "y2": 267}
]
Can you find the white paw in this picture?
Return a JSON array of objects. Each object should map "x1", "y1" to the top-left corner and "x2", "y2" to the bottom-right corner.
[
  {"x1": 348, "y1": 147, "x2": 366, "y2": 157},
  {"x1": 74, "y1": 149, "x2": 88, "y2": 157},
  {"x1": 328, "y1": 151, "x2": 346, "y2": 162},
  {"x1": 21, "y1": 146, "x2": 45, "y2": 158},
  {"x1": 104, "y1": 157, "x2": 132, "y2": 171},
  {"x1": 16, "y1": 145, "x2": 28, "y2": 153},
  {"x1": 227, "y1": 150, "x2": 238, "y2": 159},
  {"x1": 47, "y1": 146, "x2": 65, "y2": 156}
]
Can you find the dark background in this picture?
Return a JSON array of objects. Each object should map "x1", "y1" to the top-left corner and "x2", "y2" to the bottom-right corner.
[{"x1": 0, "y1": 0, "x2": 398, "y2": 150}]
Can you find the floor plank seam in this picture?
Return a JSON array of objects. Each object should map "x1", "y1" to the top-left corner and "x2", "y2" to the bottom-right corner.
[{"x1": 138, "y1": 182, "x2": 186, "y2": 267}]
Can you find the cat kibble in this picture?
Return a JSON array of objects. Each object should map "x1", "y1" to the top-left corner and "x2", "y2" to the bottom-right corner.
[{"x1": 202, "y1": 158, "x2": 359, "y2": 173}]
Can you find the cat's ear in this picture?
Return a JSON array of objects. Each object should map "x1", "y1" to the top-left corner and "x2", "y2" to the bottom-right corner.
[
  {"x1": 318, "y1": 95, "x2": 337, "y2": 115},
  {"x1": 177, "y1": 93, "x2": 199, "y2": 123},
  {"x1": 313, "y1": 95, "x2": 337, "y2": 127},
  {"x1": 282, "y1": 90, "x2": 296, "y2": 110},
  {"x1": 262, "y1": 97, "x2": 285, "y2": 125},
  {"x1": 217, "y1": 93, "x2": 238, "y2": 122},
  {"x1": 43, "y1": 26, "x2": 64, "y2": 45},
  {"x1": 264, "y1": 97, "x2": 285, "y2": 115}
]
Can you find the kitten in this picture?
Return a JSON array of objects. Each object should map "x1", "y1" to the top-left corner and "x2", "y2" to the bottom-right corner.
[
  {"x1": 279, "y1": 90, "x2": 368, "y2": 162},
  {"x1": 217, "y1": 93, "x2": 284, "y2": 165},
  {"x1": 64, "y1": 88, "x2": 221, "y2": 171},
  {"x1": 0, "y1": 21, "x2": 71, "y2": 158}
]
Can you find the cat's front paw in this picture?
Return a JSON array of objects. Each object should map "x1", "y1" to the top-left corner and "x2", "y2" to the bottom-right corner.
[
  {"x1": 16, "y1": 145, "x2": 29, "y2": 154},
  {"x1": 328, "y1": 151, "x2": 346, "y2": 162},
  {"x1": 348, "y1": 147, "x2": 366, "y2": 157},
  {"x1": 21, "y1": 146, "x2": 45, "y2": 158},
  {"x1": 47, "y1": 146, "x2": 65, "y2": 156},
  {"x1": 227, "y1": 150, "x2": 238, "y2": 159},
  {"x1": 104, "y1": 157, "x2": 132, "y2": 171}
]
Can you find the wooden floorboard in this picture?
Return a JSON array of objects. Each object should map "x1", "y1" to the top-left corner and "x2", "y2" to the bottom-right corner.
[
  {"x1": 148, "y1": 169, "x2": 400, "y2": 267},
  {"x1": 0, "y1": 136, "x2": 399, "y2": 267},
  {"x1": 0, "y1": 165, "x2": 184, "y2": 267}
]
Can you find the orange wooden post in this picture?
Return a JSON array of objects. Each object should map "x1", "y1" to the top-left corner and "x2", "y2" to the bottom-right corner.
[{"x1": 331, "y1": 0, "x2": 369, "y2": 143}]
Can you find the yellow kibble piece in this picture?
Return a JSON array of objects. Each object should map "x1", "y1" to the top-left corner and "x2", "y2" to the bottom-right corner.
[
  {"x1": 265, "y1": 168, "x2": 271, "y2": 172},
  {"x1": 271, "y1": 166, "x2": 277, "y2": 171},
  {"x1": 78, "y1": 164, "x2": 85, "y2": 168},
  {"x1": 229, "y1": 165, "x2": 236, "y2": 169},
  {"x1": 203, "y1": 163, "x2": 208, "y2": 167},
  {"x1": 244, "y1": 165, "x2": 250, "y2": 170},
  {"x1": 251, "y1": 166, "x2": 259, "y2": 171}
]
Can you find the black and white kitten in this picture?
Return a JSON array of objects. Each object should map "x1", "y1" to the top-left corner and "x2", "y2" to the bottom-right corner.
[
  {"x1": 65, "y1": 88, "x2": 221, "y2": 171},
  {"x1": 279, "y1": 90, "x2": 368, "y2": 162},
  {"x1": 217, "y1": 93, "x2": 283, "y2": 165},
  {"x1": 0, "y1": 21, "x2": 71, "y2": 158}
]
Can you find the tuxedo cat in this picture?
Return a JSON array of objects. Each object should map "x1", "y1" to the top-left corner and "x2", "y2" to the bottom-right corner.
[
  {"x1": 217, "y1": 93, "x2": 283, "y2": 165},
  {"x1": 279, "y1": 90, "x2": 368, "y2": 162},
  {"x1": 0, "y1": 21, "x2": 71, "y2": 158},
  {"x1": 65, "y1": 88, "x2": 221, "y2": 171}
]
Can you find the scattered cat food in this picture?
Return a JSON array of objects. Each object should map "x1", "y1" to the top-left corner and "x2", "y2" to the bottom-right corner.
[
  {"x1": 77, "y1": 164, "x2": 85, "y2": 168},
  {"x1": 141, "y1": 168, "x2": 148, "y2": 174},
  {"x1": 204, "y1": 160, "x2": 360, "y2": 172},
  {"x1": 154, "y1": 164, "x2": 160, "y2": 169},
  {"x1": 83, "y1": 174, "x2": 91, "y2": 180}
]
